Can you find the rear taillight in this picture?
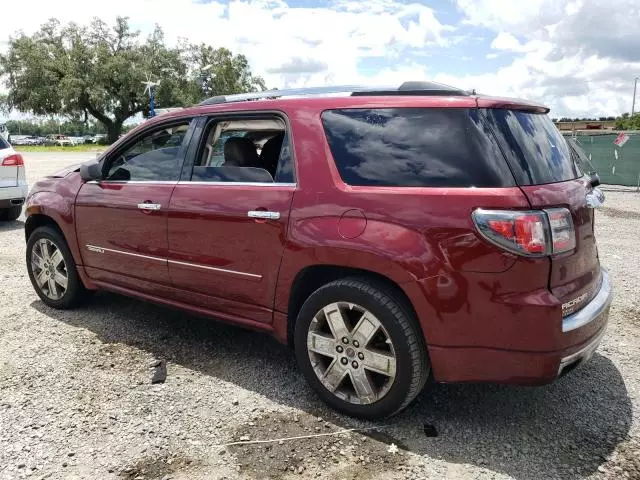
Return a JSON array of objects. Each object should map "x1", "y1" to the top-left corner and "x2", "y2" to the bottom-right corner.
[
  {"x1": 1, "y1": 154, "x2": 24, "y2": 166},
  {"x1": 473, "y1": 208, "x2": 575, "y2": 257}
]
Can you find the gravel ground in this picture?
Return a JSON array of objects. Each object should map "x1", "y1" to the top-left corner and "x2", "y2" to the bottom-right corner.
[{"x1": 0, "y1": 152, "x2": 638, "y2": 480}]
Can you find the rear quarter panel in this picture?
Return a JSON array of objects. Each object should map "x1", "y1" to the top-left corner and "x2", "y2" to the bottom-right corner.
[{"x1": 274, "y1": 104, "x2": 551, "y2": 349}]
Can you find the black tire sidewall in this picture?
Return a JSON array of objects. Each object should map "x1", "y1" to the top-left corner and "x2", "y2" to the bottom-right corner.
[
  {"x1": 294, "y1": 280, "x2": 420, "y2": 419},
  {"x1": 26, "y1": 226, "x2": 84, "y2": 309}
]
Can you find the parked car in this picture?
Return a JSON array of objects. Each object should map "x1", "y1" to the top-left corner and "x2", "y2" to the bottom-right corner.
[
  {"x1": 0, "y1": 136, "x2": 27, "y2": 221},
  {"x1": 23, "y1": 83, "x2": 613, "y2": 418},
  {"x1": 44, "y1": 134, "x2": 73, "y2": 146}
]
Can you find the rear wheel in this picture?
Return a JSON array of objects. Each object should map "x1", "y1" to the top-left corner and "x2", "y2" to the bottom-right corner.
[
  {"x1": 26, "y1": 226, "x2": 89, "y2": 309},
  {"x1": 0, "y1": 206, "x2": 21, "y2": 221},
  {"x1": 294, "y1": 277, "x2": 429, "y2": 419}
]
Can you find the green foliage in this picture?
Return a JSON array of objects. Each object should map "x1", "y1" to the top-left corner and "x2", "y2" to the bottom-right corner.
[
  {"x1": 615, "y1": 113, "x2": 640, "y2": 130},
  {"x1": 0, "y1": 17, "x2": 266, "y2": 142}
]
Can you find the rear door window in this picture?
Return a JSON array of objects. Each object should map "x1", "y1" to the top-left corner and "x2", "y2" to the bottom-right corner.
[
  {"x1": 321, "y1": 108, "x2": 515, "y2": 188},
  {"x1": 483, "y1": 110, "x2": 582, "y2": 185}
]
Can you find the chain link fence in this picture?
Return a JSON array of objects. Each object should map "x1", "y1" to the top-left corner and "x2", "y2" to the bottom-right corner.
[{"x1": 566, "y1": 132, "x2": 640, "y2": 188}]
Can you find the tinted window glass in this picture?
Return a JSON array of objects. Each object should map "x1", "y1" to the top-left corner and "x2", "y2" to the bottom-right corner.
[
  {"x1": 274, "y1": 132, "x2": 295, "y2": 183},
  {"x1": 321, "y1": 108, "x2": 515, "y2": 187},
  {"x1": 484, "y1": 110, "x2": 581, "y2": 185},
  {"x1": 106, "y1": 123, "x2": 190, "y2": 181},
  {"x1": 191, "y1": 118, "x2": 294, "y2": 184},
  {"x1": 0, "y1": 136, "x2": 9, "y2": 149}
]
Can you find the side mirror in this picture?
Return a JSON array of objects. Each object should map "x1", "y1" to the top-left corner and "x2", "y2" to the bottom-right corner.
[
  {"x1": 588, "y1": 172, "x2": 601, "y2": 188},
  {"x1": 80, "y1": 159, "x2": 103, "y2": 182}
]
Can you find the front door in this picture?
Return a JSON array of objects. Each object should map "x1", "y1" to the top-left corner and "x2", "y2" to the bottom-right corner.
[
  {"x1": 167, "y1": 115, "x2": 296, "y2": 324},
  {"x1": 76, "y1": 119, "x2": 194, "y2": 292}
]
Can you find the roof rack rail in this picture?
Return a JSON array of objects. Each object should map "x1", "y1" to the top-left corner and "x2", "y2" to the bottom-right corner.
[{"x1": 198, "y1": 81, "x2": 468, "y2": 106}]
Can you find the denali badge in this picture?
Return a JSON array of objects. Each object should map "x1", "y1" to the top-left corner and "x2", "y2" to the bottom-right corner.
[{"x1": 86, "y1": 245, "x2": 105, "y2": 254}]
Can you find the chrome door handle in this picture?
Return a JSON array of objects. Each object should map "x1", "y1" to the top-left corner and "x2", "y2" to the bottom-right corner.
[
  {"x1": 138, "y1": 203, "x2": 161, "y2": 211},
  {"x1": 248, "y1": 210, "x2": 280, "y2": 220}
]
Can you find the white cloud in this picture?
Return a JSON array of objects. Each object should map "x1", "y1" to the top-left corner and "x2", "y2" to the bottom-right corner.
[
  {"x1": 1, "y1": 0, "x2": 639, "y2": 119},
  {"x1": 454, "y1": 0, "x2": 640, "y2": 117}
]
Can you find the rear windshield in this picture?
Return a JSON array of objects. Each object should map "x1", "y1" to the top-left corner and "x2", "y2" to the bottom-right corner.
[
  {"x1": 321, "y1": 108, "x2": 515, "y2": 188},
  {"x1": 483, "y1": 110, "x2": 582, "y2": 185}
]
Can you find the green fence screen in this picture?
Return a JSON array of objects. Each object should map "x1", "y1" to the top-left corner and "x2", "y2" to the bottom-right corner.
[{"x1": 567, "y1": 132, "x2": 640, "y2": 187}]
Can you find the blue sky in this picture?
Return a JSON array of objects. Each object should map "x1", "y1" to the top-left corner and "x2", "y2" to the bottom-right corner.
[{"x1": 3, "y1": 0, "x2": 640, "y2": 118}]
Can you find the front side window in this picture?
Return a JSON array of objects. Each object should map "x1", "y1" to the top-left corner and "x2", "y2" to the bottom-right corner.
[
  {"x1": 105, "y1": 122, "x2": 191, "y2": 181},
  {"x1": 189, "y1": 116, "x2": 295, "y2": 184},
  {"x1": 321, "y1": 108, "x2": 515, "y2": 188}
]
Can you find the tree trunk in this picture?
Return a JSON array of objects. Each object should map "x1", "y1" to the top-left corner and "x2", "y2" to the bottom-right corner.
[{"x1": 106, "y1": 120, "x2": 124, "y2": 144}]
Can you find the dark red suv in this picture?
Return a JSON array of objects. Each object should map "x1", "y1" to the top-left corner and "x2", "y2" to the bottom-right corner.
[{"x1": 25, "y1": 82, "x2": 612, "y2": 418}]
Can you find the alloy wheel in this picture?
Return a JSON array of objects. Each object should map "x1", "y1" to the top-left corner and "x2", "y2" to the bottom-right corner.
[
  {"x1": 31, "y1": 238, "x2": 68, "y2": 300},
  {"x1": 307, "y1": 302, "x2": 397, "y2": 405}
]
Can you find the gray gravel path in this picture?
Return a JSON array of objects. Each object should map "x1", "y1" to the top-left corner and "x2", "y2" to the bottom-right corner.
[{"x1": 0, "y1": 153, "x2": 638, "y2": 479}]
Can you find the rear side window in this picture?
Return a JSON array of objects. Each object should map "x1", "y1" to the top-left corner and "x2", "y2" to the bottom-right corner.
[
  {"x1": 0, "y1": 137, "x2": 9, "y2": 149},
  {"x1": 321, "y1": 108, "x2": 515, "y2": 188},
  {"x1": 483, "y1": 110, "x2": 581, "y2": 185}
]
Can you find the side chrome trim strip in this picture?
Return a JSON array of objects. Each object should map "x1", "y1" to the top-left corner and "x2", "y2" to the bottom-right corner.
[
  {"x1": 168, "y1": 259, "x2": 262, "y2": 280},
  {"x1": 85, "y1": 244, "x2": 166, "y2": 263},
  {"x1": 562, "y1": 269, "x2": 613, "y2": 332}
]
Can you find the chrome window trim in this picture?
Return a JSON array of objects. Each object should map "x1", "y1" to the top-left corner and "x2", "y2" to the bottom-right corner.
[
  {"x1": 176, "y1": 181, "x2": 296, "y2": 187},
  {"x1": 168, "y1": 259, "x2": 262, "y2": 279},
  {"x1": 85, "y1": 244, "x2": 166, "y2": 263},
  {"x1": 86, "y1": 180, "x2": 177, "y2": 185},
  {"x1": 86, "y1": 180, "x2": 296, "y2": 187}
]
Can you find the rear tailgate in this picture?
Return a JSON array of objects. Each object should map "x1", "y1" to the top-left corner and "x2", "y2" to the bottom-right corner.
[
  {"x1": 0, "y1": 146, "x2": 18, "y2": 187},
  {"x1": 520, "y1": 179, "x2": 600, "y2": 312},
  {"x1": 483, "y1": 108, "x2": 601, "y2": 314}
]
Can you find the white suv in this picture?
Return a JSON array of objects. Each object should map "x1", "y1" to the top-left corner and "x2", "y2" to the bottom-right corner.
[{"x1": 0, "y1": 137, "x2": 27, "y2": 221}]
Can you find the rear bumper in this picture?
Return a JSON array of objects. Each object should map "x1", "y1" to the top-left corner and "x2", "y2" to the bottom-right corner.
[
  {"x1": 429, "y1": 269, "x2": 613, "y2": 384},
  {"x1": 0, "y1": 185, "x2": 28, "y2": 205}
]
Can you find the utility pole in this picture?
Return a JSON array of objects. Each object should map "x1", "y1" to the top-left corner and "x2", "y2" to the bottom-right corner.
[{"x1": 633, "y1": 76, "x2": 639, "y2": 116}]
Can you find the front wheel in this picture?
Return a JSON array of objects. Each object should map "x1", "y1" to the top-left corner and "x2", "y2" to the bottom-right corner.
[
  {"x1": 26, "y1": 226, "x2": 89, "y2": 309},
  {"x1": 294, "y1": 277, "x2": 429, "y2": 419}
]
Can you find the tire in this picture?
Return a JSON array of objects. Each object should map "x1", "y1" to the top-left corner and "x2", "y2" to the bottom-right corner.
[
  {"x1": 0, "y1": 205, "x2": 22, "y2": 221},
  {"x1": 294, "y1": 277, "x2": 430, "y2": 419},
  {"x1": 26, "y1": 226, "x2": 89, "y2": 309}
]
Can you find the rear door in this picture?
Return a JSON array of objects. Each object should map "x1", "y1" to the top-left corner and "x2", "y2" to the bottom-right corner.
[{"x1": 484, "y1": 109, "x2": 601, "y2": 313}]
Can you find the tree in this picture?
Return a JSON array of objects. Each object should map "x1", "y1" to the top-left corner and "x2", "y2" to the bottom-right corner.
[
  {"x1": 1, "y1": 17, "x2": 266, "y2": 143},
  {"x1": 615, "y1": 112, "x2": 640, "y2": 130}
]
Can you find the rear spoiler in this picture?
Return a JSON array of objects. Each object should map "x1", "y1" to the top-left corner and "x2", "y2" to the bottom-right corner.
[{"x1": 476, "y1": 96, "x2": 550, "y2": 114}]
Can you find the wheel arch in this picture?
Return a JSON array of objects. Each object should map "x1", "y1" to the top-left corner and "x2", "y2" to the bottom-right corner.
[
  {"x1": 25, "y1": 213, "x2": 64, "y2": 242},
  {"x1": 285, "y1": 264, "x2": 421, "y2": 347}
]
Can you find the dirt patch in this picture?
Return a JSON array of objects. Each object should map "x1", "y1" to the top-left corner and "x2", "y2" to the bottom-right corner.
[
  {"x1": 119, "y1": 453, "x2": 197, "y2": 479},
  {"x1": 621, "y1": 308, "x2": 640, "y2": 326},
  {"x1": 226, "y1": 412, "x2": 407, "y2": 479},
  {"x1": 600, "y1": 207, "x2": 640, "y2": 221}
]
